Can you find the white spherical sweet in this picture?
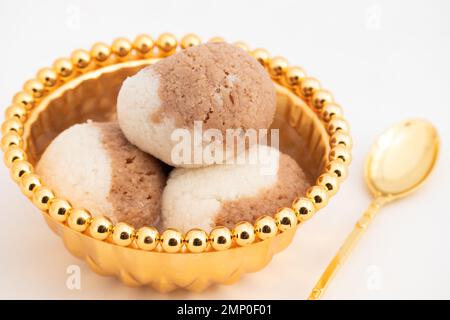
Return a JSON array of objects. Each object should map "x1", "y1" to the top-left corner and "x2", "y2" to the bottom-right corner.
[
  {"x1": 37, "y1": 121, "x2": 166, "y2": 228},
  {"x1": 161, "y1": 145, "x2": 309, "y2": 233}
]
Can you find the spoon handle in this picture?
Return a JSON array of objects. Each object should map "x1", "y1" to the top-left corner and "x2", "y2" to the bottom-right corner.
[{"x1": 308, "y1": 199, "x2": 383, "y2": 300}]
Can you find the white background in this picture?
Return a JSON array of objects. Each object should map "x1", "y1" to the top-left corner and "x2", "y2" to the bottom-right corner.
[{"x1": 0, "y1": 0, "x2": 449, "y2": 299}]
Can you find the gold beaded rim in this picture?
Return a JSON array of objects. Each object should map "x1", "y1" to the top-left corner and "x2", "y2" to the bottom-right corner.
[{"x1": 1, "y1": 33, "x2": 351, "y2": 253}]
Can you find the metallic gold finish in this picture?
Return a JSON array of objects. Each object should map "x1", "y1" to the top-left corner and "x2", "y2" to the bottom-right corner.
[
  {"x1": 233, "y1": 41, "x2": 249, "y2": 52},
  {"x1": 20, "y1": 173, "x2": 41, "y2": 197},
  {"x1": 67, "y1": 208, "x2": 92, "y2": 232},
  {"x1": 275, "y1": 207, "x2": 298, "y2": 232},
  {"x1": 3, "y1": 145, "x2": 26, "y2": 168},
  {"x1": 317, "y1": 173, "x2": 339, "y2": 196},
  {"x1": 36, "y1": 68, "x2": 58, "y2": 87},
  {"x1": 180, "y1": 34, "x2": 201, "y2": 49},
  {"x1": 71, "y1": 49, "x2": 91, "y2": 70},
  {"x1": 330, "y1": 132, "x2": 352, "y2": 149},
  {"x1": 255, "y1": 216, "x2": 278, "y2": 240},
  {"x1": 32, "y1": 186, "x2": 55, "y2": 211},
  {"x1": 133, "y1": 34, "x2": 154, "y2": 56},
  {"x1": 53, "y1": 58, "x2": 73, "y2": 78},
  {"x1": 306, "y1": 186, "x2": 328, "y2": 210},
  {"x1": 2, "y1": 118, "x2": 23, "y2": 136},
  {"x1": 185, "y1": 229, "x2": 209, "y2": 253},
  {"x1": 23, "y1": 79, "x2": 45, "y2": 99},
  {"x1": 321, "y1": 103, "x2": 343, "y2": 122},
  {"x1": 292, "y1": 197, "x2": 316, "y2": 222},
  {"x1": 328, "y1": 117, "x2": 349, "y2": 135},
  {"x1": 1, "y1": 35, "x2": 351, "y2": 291},
  {"x1": 268, "y1": 56, "x2": 288, "y2": 80},
  {"x1": 312, "y1": 89, "x2": 334, "y2": 111},
  {"x1": 111, "y1": 38, "x2": 132, "y2": 59},
  {"x1": 156, "y1": 33, "x2": 177, "y2": 56},
  {"x1": 161, "y1": 229, "x2": 183, "y2": 253},
  {"x1": 233, "y1": 222, "x2": 256, "y2": 247},
  {"x1": 299, "y1": 77, "x2": 321, "y2": 99},
  {"x1": 209, "y1": 36, "x2": 224, "y2": 43},
  {"x1": 285, "y1": 66, "x2": 306, "y2": 87},
  {"x1": 209, "y1": 227, "x2": 232, "y2": 251},
  {"x1": 91, "y1": 42, "x2": 111, "y2": 63},
  {"x1": 112, "y1": 222, "x2": 135, "y2": 247},
  {"x1": 13, "y1": 91, "x2": 35, "y2": 110},
  {"x1": 48, "y1": 198, "x2": 72, "y2": 222},
  {"x1": 310, "y1": 119, "x2": 439, "y2": 300},
  {"x1": 1, "y1": 131, "x2": 22, "y2": 151},
  {"x1": 251, "y1": 48, "x2": 270, "y2": 66},
  {"x1": 326, "y1": 160, "x2": 347, "y2": 182},
  {"x1": 136, "y1": 226, "x2": 159, "y2": 251},
  {"x1": 5, "y1": 104, "x2": 27, "y2": 122},
  {"x1": 330, "y1": 145, "x2": 352, "y2": 164},
  {"x1": 10, "y1": 159, "x2": 33, "y2": 183},
  {"x1": 89, "y1": 216, "x2": 113, "y2": 241}
]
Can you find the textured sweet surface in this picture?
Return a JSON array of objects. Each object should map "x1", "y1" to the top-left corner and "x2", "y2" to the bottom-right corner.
[
  {"x1": 37, "y1": 121, "x2": 166, "y2": 228},
  {"x1": 117, "y1": 42, "x2": 276, "y2": 167},
  {"x1": 161, "y1": 145, "x2": 309, "y2": 232}
]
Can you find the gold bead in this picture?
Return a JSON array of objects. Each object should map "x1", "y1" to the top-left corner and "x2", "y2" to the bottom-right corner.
[
  {"x1": 89, "y1": 216, "x2": 113, "y2": 240},
  {"x1": 156, "y1": 33, "x2": 177, "y2": 56},
  {"x1": 10, "y1": 160, "x2": 33, "y2": 183},
  {"x1": 268, "y1": 56, "x2": 289, "y2": 80},
  {"x1": 112, "y1": 222, "x2": 135, "y2": 247},
  {"x1": 251, "y1": 48, "x2": 270, "y2": 66},
  {"x1": 330, "y1": 145, "x2": 352, "y2": 164},
  {"x1": 326, "y1": 160, "x2": 348, "y2": 182},
  {"x1": 321, "y1": 103, "x2": 343, "y2": 122},
  {"x1": 112, "y1": 38, "x2": 132, "y2": 59},
  {"x1": 12, "y1": 92, "x2": 34, "y2": 110},
  {"x1": 53, "y1": 58, "x2": 73, "y2": 77},
  {"x1": 19, "y1": 173, "x2": 41, "y2": 197},
  {"x1": 160, "y1": 228, "x2": 183, "y2": 253},
  {"x1": 48, "y1": 198, "x2": 72, "y2": 222},
  {"x1": 312, "y1": 89, "x2": 334, "y2": 111},
  {"x1": 5, "y1": 104, "x2": 27, "y2": 122},
  {"x1": 299, "y1": 77, "x2": 321, "y2": 99},
  {"x1": 184, "y1": 229, "x2": 208, "y2": 253},
  {"x1": 71, "y1": 49, "x2": 91, "y2": 69},
  {"x1": 180, "y1": 34, "x2": 201, "y2": 49},
  {"x1": 285, "y1": 66, "x2": 306, "y2": 87},
  {"x1": 67, "y1": 208, "x2": 92, "y2": 232},
  {"x1": 330, "y1": 132, "x2": 352, "y2": 149},
  {"x1": 23, "y1": 79, "x2": 45, "y2": 98},
  {"x1": 275, "y1": 207, "x2": 298, "y2": 232},
  {"x1": 3, "y1": 145, "x2": 26, "y2": 168},
  {"x1": 233, "y1": 221, "x2": 255, "y2": 247},
  {"x1": 133, "y1": 34, "x2": 154, "y2": 56},
  {"x1": 234, "y1": 41, "x2": 249, "y2": 52},
  {"x1": 306, "y1": 186, "x2": 329, "y2": 210},
  {"x1": 292, "y1": 197, "x2": 316, "y2": 222},
  {"x1": 209, "y1": 227, "x2": 232, "y2": 251},
  {"x1": 209, "y1": 36, "x2": 224, "y2": 43},
  {"x1": 91, "y1": 42, "x2": 111, "y2": 63},
  {"x1": 36, "y1": 68, "x2": 58, "y2": 87},
  {"x1": 255, "y1": 216, "x2": 278, "y2": 240},
  {"x1": 136, "y1": 226, "x2": 159, "y2": 251},
  {"x1": 2, "y1": 118, "x2": 23, "y2": 136},
  {"x1": 328, "y1": 117, "x2": 350, "y2": 135},
  {"x1": 32, "y1": 186, "x2": 55, "y2": 211},
  {"x1": 1, "y1": 131, "x2": 22, "y2": 151},
  {"x1": 317, "y1": 173, "x2": 340, "y2": 197}
]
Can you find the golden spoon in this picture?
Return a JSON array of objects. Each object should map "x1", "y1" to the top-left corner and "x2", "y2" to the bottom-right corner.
[{"x1": 309, "y1": 118, "x2": 440, "y2": 300}]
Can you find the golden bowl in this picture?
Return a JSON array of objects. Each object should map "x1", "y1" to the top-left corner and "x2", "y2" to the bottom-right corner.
[{"x1": 1, "y1": 34, "x2": 351, "y2": 292}]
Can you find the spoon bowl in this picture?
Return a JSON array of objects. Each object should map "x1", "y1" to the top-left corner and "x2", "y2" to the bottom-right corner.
[{"x1": 365, "y1": 119, "x2": 440, "y2": 200}]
